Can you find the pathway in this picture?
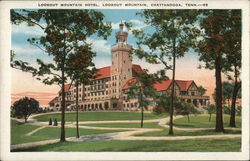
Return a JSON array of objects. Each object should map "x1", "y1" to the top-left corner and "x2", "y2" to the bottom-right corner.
[{"x1": 11, "y1": 114, "x2": 241, "y2": 151}]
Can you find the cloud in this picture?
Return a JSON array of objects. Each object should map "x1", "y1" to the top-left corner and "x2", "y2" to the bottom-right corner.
[
  {"x1": 130, "y1": 19, "x2": 147, "y2": 30},
  {"x1": 86, "y1": 38, "x2": 111, "y2": 55},
  {"x1": 12, "y1": 23, "x2": 45, "y2": 36},
  {"x1": 111, "y1": 19, "x2": 147, "y2": 31},
  {"x1": 12, "y1": 44, "x2": 42, "y2": 55}
]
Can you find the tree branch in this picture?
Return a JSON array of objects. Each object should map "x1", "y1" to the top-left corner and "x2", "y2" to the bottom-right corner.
[
  {"x1": 15, "y1": 12, "x2": 45, "y2": 30},
  {"x1": 31, "y1": 43, "x2": 48, "y2": 53}
]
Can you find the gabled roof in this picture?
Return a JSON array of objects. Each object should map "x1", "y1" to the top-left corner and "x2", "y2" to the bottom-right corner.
[
  {"x1": 49, "y1": 96, "x2": 59, "y2": 104},
  {"x1": 132, "y1": 64, "x2": 143, "y2": 76},
  {"x1": 175, "y1": 80, "x2": 194, "y2": 91},
  {"x1": 122, "y1": 78, "x2": 137, "y2": 90},
  {"x1": 123, "y1": 79, "x2": 195, "y2": 92},
  {"x1": 59, "y1": 84, "x2": 71, "y2": 93},
  {"x1": 153, "y1": 80, "x2": 172, "y2": 91}
]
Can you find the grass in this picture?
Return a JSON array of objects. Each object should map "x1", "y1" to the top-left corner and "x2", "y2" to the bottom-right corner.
[
  {"x1": 81, "y1": 122, "x2": 161, "y2": 128},
  {"x1": 135, "y1": 128, "x2": 241, "y2": 137},
  {"x1": 11, "y1": 120, "x2": 124, "y2": 145},
  {"x1": 34, "y1": 111, "x2": 168, "y2": 122},
  {"x1": 12, "y1": 138, "x2": 241, "y2": 152},
  {"x1": 11, "y1": 120, "x2": 50, "y2": 145},
  {"x1": 173, "y1": 114, "x2": 241, "y2": 128},
  {"x1": 32, "y1": 126, "x2": 124, "y2": 139}
]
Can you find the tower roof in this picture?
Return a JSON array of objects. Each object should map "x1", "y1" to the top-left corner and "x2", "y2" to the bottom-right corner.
[{"x1": 119, "y1": 21, "x2": 124, "y2": 31}]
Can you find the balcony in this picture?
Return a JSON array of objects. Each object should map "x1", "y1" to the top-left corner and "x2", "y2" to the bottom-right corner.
[{"x1": 111, "y1": 43, "x2": 131, "y2": 52}]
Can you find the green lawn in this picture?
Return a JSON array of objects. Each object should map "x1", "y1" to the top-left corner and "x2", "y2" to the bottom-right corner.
[
  {"x1": 12, "y1": 138, "x2": 241, "y2": 152},
  {"x1": 81, "y1": 122, "x2": 161, "y2": 128},
  {"x1": 173, "y1": 114, "x2": 241, "y2": 128},
  {"x1": 11, "y1": 120, "x2": 124, "y2": 145},
  {"x1": 135, "y1": 128, "x2": 241, "y2": 137},
  {"x1": 34, "y1": 111, "x2": 168, "y2": 122},
  {"x1": 32, "y1": 127, "x2": 124, "y2": 139},
  {"x1": 11, "y1": 120, "x2": 50, "y2": 145}
]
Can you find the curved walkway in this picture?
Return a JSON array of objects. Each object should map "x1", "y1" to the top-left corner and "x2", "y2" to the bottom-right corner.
[{"x1": 11, "y1": 113, "x2": 241, "y2": 150}]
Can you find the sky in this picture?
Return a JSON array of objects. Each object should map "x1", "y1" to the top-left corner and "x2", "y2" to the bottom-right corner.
[{"x1": 11, "y1": 9, "x2": 224, "y2": 103}]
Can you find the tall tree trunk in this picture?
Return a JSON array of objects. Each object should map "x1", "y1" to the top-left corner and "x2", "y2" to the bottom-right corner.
[
  {"x1": 60, "y1": 68, "x2": 66, "y2": 141},
  {"x1": 140, "y1": 87, "x2": 144, "y2": 128},
  {"x1": 141, "y1": 105, "x2": 144, "y2": 128},
  {"x1": 209, "y1": 114, "x2": 211, "y2": 122},
  {"x1": 215, "y1": 56, "x2": 224, "y2": 132},
  {"x1": 187, "y1": 114, "x2": 190, "y2": 123},
  {"x1": 76, "y1": 80, "x2": 80, "y2": 138},
  {"x1": 169, "y1": 38, "x2": 176, "y2": 135},
  {"x1": 230, "y1": 65, "x2": 241, "y2": 127},
  {"x1": 60, "y1": 34, "x2": 66, "y2": 142}
]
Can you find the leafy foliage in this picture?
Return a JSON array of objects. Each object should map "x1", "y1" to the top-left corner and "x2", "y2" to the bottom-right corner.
[
  {"x1": 11, "y1": 97, "x2": 39, "y2": 122},
  {"x1": 203, "y1": 104, "x2": 216, "y2": 122},
  {"x1": 132, "y1": 9, "x2": 200, "y2": 135},
  {"x1": 126, "y1": 69, "x2": 166, "y2": 127},
  {"x1": 197, "y1": 85, "x2": 207, "y2": 96},
  {"x1": 195, "y1": 10, "x2": 241, "y2": 132},
  {"x1": 11, "y1": 9, "x2": 112, "y2": 141}
]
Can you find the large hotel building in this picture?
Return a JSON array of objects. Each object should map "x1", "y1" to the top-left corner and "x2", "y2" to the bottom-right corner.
[{"x1": 49, "y1": 22, "x2": 210, "y2": 111}]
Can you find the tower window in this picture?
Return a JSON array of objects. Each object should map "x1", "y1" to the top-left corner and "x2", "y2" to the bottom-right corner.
[{"x1": 124, "y1": 60, "x2": 125, "y2": 63}]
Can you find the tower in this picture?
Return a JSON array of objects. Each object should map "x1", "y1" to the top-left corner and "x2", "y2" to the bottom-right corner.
[{"x1": 110, "y1": 22, "x2": 132, "y2": 109}]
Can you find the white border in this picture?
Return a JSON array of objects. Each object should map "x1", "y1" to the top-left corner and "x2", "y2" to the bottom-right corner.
[{"x1": 0, "y1": 0, "x2": 249, "y2": 160}]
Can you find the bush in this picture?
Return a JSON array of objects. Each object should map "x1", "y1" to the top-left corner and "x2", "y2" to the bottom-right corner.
[
  {"x1": 49, "y1": 118, "x2": 52, "y2": 125},
  {"x1": 53, "y1": 118, "x2": 58, "y2": 126},
  {"x1": 153, "y1": 105, "x2": 166, "y2": 115}
]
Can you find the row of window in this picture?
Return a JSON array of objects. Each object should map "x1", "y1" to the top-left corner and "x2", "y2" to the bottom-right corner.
[
  {"x1": 179, "y1": 91, "x2": 196, "y2": 96},
  {"x1": 123, "y1": 103, "x2": 138, "y2": 108}
]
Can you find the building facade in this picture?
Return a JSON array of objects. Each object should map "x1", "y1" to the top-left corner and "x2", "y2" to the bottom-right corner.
[{"x1": 49, "y1": 22, "x2": 209, "y2": 112}]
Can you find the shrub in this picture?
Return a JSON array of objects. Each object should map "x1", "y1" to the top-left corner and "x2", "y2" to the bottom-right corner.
[
  {"x1": 53, "y1": 118, "x2": 58, "y2": 126},
  {"x1": 49, "y1": 118, "x2": 52, "y2": 125}
]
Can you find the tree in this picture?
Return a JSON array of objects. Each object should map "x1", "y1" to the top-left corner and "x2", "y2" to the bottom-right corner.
[
  {"x1": 222, "y1": 10, "x2": 241, "y2": 127},
  {"x1": 222, "y1": 82, "x2": 234, "y2": 107},
  {"x1": 11, "y1": 9, "x2": 111, "y2": 141},
  {"x1": 132, "y1": 10, "x2": 199, "y2": 135},
  {"x1": 197, "y1": 85, "x2": 207, "y2": 96},
  {"x1": 203, "y1": 104, "x2": 216, "y2": 122},
  {"x1": 11, "y1": 97, "x2": 39, "y2": 123},
  {"x1": 66, "y1": 46, "x2": 96, "y2": 138},
  {"x1": 178, "y1": 102, "x2": 199, "y2": 122},
  {"x1": 126, "y1": 69, "x2": 164, "y2": 128},
  {"x1": 195, "y1": 10, "x2": 240, "y2": 132},
  {"x1": 154, "y1": 94, "x2": 172, "y2": 115}
]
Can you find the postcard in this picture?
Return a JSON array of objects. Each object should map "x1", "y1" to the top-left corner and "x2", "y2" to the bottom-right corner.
[{"x1": 0, "y1": 0, "x2": 249, "y2": 160}]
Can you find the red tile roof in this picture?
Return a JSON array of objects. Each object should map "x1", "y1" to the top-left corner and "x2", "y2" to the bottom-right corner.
[
  {"x1": 59, "y1": 84, "x2": 71, "y2": 93},
  {"x1": 132, "y1": 64, "x2": 143, "y2": 76},
  {"x1": 153, "y1": 80, "x2": 172, "y2": 91},
  {"x1": 91, "y1": 66, "x2": 111, "y2": 80},
  {"x1": 122, "y1": 78, "x2": 137, "y2": 90},
  {"x1": 91, "y1": 64, "x2": 143, "y2": 80},
  {"x1": 123, "y1": 79, "x2": 194, "y2": 92},
  {"x1": 49, "y1": 96, "x2": 59, "y2": 105},
  {"x1": 176, "y1": 80, "x2": 194, "y2": 91}
]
